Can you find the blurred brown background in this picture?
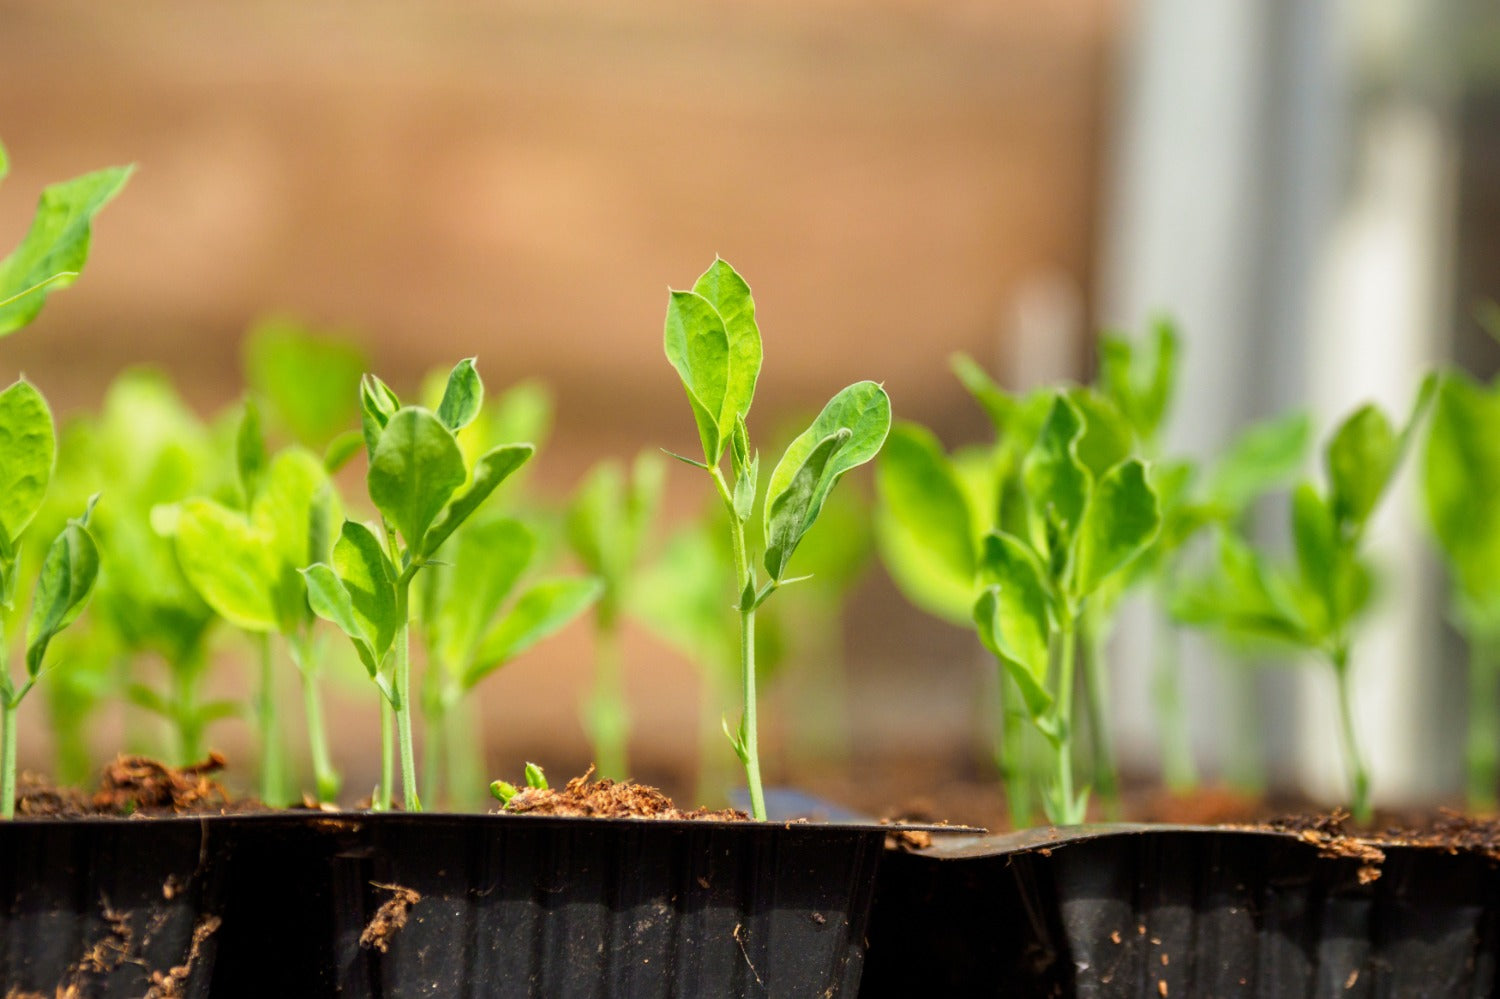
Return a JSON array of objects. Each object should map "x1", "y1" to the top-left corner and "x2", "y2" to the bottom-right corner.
[{"x1": 0, "y1": 0, "x2": 1115, "y2": 798}]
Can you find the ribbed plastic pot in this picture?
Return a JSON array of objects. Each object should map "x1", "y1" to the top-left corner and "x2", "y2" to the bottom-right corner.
[
  {"x1": 209, "y1": 812, "x2": 888, "y2": 998},
  {"x1": 0, "y1": 817, "x2": 227, "y2": 997},
  {"x1": 859, "y1": 824, "x2": 1500, "y2": 998}
]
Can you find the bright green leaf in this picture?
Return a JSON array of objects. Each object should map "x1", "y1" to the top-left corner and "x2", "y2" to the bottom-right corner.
[
  {"x1": 359, "y1": 373, "x2": 401, "y2": 458},
  {"x1": 1202, "y1": 411, "x2": 1311, "y2": 515},
  {"x1": 1326, "y1": 403, "x2": 1398, "y2": 529},
  {"x1": 1073, "y1": 459, "x2": 1161, "y2": 598},
  {"x1": 436, "y1": 357, "x2": 484, "y2": 432},
  {"x1": 236, "y1": 398, "x2": 268, "y2": 506},
  {"x1": 420, "y1": 443, "x2": 533, "y2": 557},
  {"x1": 331, "y1": 520, "x2": 399, "y2": 658},
  {"x1": 431, "y1": 517, "x2": 534, "y2": 672},
  {"x1": 873, "y1": 422, "x2": 976, "y2": 623},
  {"x1": 973, "y1": 572, "x2": 1052, "y2": 721},
  {"x1": 466, "y1": 577, "x2": 604, "y2": 687},
  {"x1": 244, "y1": 318, "x2": 367, "y2": 448},
  {"x1": 174, "y1": 498, "x2": 279, "y2": 632},
  {"x1": 0, "y1": 380, "x2": 55, "y2": 543},
  {"x1": 663, "y1": 289, "x2": 730, "y2": 465},
  {"x1": 300, "y1": 563, "x2": 380, "y2": 676},
  {"x1": 1291, "y1": 481, "x2": 1340, "y2": 621},
  {"x1": 368, "y1": 407, "x2": 467, "y2": 548},
  {"x1": 1021, "y1": 394, "x2": 1089, "y2": 558},
  {"x1": 1423, "y1": 374, "x2": 1500, "y2": 610},
  {"x1": 692, "y1": 258, "x2": 761, "y2": 431},
  {"x1": 1068, "y1": 388, "x2": 1136, "y2": 477},
  {"x1": 0, "y1": 163, "x2": 133, "y2": 336},
  {"x1": 25, "y1": 515, "x2": 99, "y2": 677},
  {"x1": 764, "y1": 429, "x2": 849, "y2": 581}
]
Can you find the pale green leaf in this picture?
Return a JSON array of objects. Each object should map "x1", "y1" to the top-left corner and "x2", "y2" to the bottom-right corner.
[
  {"x1": 244, "y1": 318, "x2": 367, "y2": 447},
  {"x1": 691, "y1": 258, "x2": 761, "y2": 430},
  {"x1": 764, "y1": 429, "x2": 849, "y2": 581},
  {"x1": 330, "y1": 520, "x2": 399, "y2": 658},
  {"x1": 431, "y1": 517, "x2": 534, "y2": 672},
  {"x1": 436, "y1": 357, "x2": 483, "y2": 432},
  {"x1": 1021, "y1": 394, "x2": 1089, "y2": 558},
  {"x1": 175, "y1": 498, "x2": 279, "y2": 632},
  {"x1": 1326, "y1": 403, "x2": 1398, "y2": 529},
  {"x1": 467, "y1": 577, "x2": 603, "y2": 687},
  {"x1": 1073, "y1": 459, "x2": 1160, "y2": 599},
  {"x1": 873, "y1": 422, "x2": 976, "y2": 622},
  {"x1": 0, "y1": 379, "x2": 55, "y2": 542},
  {"x1": 25, "y1": 516, "x2": 99, "y2": 677},
  {"x1": 973, "y1": 579, "x2": 1052, "y2": 721},
  {"x1": 300, "y1": 563, "x2": 380, "y2": 676},
  {"x1": 1423, "y1": 373, "x2": 1500, "y2": 610},
  {"x1": 359, "y1": 373, "x2": 400, "y2": 457},
  {"x1": 236, "y1": 398, "x2": 268, "y2": 505},
  {"x1": 420, "y1": 443, "x2": 533, "y2": 557},
  {"x1": 1202, "y1": 411, "x2": 1311, "y2": 515},
  {"x1": 663, "y1": 289, "x2": 730, "y2": 464}
]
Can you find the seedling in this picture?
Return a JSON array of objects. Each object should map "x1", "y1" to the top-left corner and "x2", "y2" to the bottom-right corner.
[
  {"x1": 1176, "y1": 383, "x2": 1434, "y2": 821},
  {"x1": 662, "y1": 258, "x2": 890, "y2": 820},
  {"x1": 243, "y1": 317, "x2": 369, "y2": 464},
  {"x1": 1422, "y1": 369, "x2": 1500, "y2": 808},
  {"x1": 302, "y1": 359, "x2": 533, "y2": 811},
  {"x1": 489, "y1": 760, "x2": 549, "y2": 807},
  {"x1": 418, "y1": 510, "x2": 600, "y2": 808},
  {"x1": 172, "y1": 405, "x2": 343, "y2": 803},
  {"x1": 566, "y1": 452, "x2": 665, "y2": 779}
]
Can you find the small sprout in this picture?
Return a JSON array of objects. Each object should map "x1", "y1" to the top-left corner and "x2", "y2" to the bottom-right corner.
[
  {"x1": 490, "y1": 780, "x2": 518, "y2": 806},
  {"x1": 523, "y1": 762, "x2": 548, "y2": 790}
]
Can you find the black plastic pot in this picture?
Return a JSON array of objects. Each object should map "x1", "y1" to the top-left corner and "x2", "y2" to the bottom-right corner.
[
  {"x1": 860, "y1": 823, "x2": 1500, "y2": 998},
  {"x1": 204, "y1": 811, "x2": 889, "y2": 997},
  {"x1": 0, "y1": 817, "x2": 227, "y2": 997}
]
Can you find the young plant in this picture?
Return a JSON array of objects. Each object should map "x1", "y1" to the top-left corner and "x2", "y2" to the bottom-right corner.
[
  {"x1": 1421, "y1": 370, "x2": 1500, "y2": 808},
  {"x1": 418, "y1": 512, "x2": 600, "y2": 808},
  {"x1": 172, "y1": 406, "x2": 344, "y2": 803},
  {"x1": 243, "y1": 317, "x2": 369, "y2": 468},
  {"x1": 302, "y1": 359, "x2": 533, "y2": 811},
  {"x1": 1176, "y1": 384, "x2": 1434, "y2": 822},
  {"x1": 663, "y1": 258, "x2": 890, "y2": 820},
  {"x1": 565, "y1": 452, "x2": 665, "y2": 779},
  {"x1": 0, "y1": 386, "x2": 100, "y2": 818},
  {"x1": 488, "y1": 760, "x2": 549, "y2": 807}
]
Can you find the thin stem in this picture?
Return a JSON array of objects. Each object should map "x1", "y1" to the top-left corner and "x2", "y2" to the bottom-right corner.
[
  {"x1": 1, "y1": 696, "x2": 15, "y2": 820},
  {"x1": 712, "y1": 467, "x2": 766, "y2": 821},
  {"x1": 255, "y1": 633, "x2": 285, "y2": 805},
  {"x1": 1079, "y1": 611, "x2": 1120, "y2": 817},
  {"x1": 1045, "y1": 617, "x2": 1082, "y2": 825},
  {"x1": 1152, "y1": 621, "x2": 1198, "y2": 792},
  {"x1": 393, "y1": 596, "x2": 420, "y2": 812},
  {"x1": 447, "y1": 694, "x2": 485, "y2": 811},
  {"x1": 1468, "y1": 633, "x2": 1500, "y2": 811},
  {"x1": 1331, "y1": 645, "x2": 1371, "y2": 822},
  {"x1": 376, "y1": 698, "x2": 394, "y2": 812},
  {"x1": 584, "y1": 621, "x2": 629, "y2": 780},
  {"x1": 172, "y1": 651, "x2": 205, "y2": 764},
  {"x1": 291, "y1": 636, "x2": 341, "y2": 804}
]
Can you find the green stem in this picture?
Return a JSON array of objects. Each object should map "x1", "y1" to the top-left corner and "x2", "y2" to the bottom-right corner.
[
  {"x1": 584, "y1": 621, "x2": 629, "y2": 780},
  {"x1": 1046, "y1": 617, "x2": 1083, "y2": 825},
  {"x1": 422, "y1": 695, "x2": 445, "y2": 810},
  {"x1": 1079, "y1": 612, "x2": 1120, "y2": 817},
  {"x1": 1331, "y1": 645, "x2": 1371, "y2": 822},
  {"x1": 292, "y1": 638, "x2": 340, "y2": 804},
  {"x1": 172, "y1": 651, "x2": 205, "y2": 764},
  {"x1": 393, "y1": 599, "x2": 420, "y2": 812},
  {"x1": 376, "y1": 698, "x2": 394, "y2": 812},
  {"x1": 712, "y1": 467, "x2": 765, "y2": 821},
  {"x1": 1, "y1": 696, "x2": 16, "y2": 820},
  {"x1": 1152, "y1": 623, "x2": 1198, "y2": 792},
  {"x1": 995, "y1": 672, "x2": 1034, "y2": 829},
  {"x1": 447, "y1": 695, "x2": 485, "y2": 811},
  {"x1": 255, "y1": 633, "x2": 285, "y2": 805},
  {"x1": 1468, "y1": 633, "x2": 1500, "y2": 811}
]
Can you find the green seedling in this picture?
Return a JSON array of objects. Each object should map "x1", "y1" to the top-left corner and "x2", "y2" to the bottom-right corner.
[
  {"x1": 488, "y1": 760, "x2": 549, "y2": 808},
  {"x1": 302, "y1": 358, "x2": 533, "y2": 811},
  {"x1": 566, "y1": 451, "x2": 665, "y2": 779},
  {"x1": 1176, "y1": 382, "x2": 1435, "y2": 822},
  {"x1": 172, "y1": 404, "x2": 344, "y2": 803},
  {"x1": 1422, "y1": 369, "x2": 1500, "y2": 808},
  {"x1": 662, "y1": 258, "x2": 890, "y2": 820},
  {"x1": 243, "y1": 317, "x2": 369, "y2": 464},
  {"x1": 418, "y1": 511, "x2": 600, "y2": 809}
]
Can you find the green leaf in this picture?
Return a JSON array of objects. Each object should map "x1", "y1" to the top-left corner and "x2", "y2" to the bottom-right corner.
[
  {"x1": 1073, "y1": 459, "x2": 1161, "y2": 599},
  {"x1": 368, "y1": 407, "x2": 467, "y2": 549},
  {"x1": 331, "y1": 520, "x2": 399, "y2": 657},
  {"x1": 253, "y1": 448, "x2": 340, "y2": 629},
  {"x1": 244, "y1": 318, "x2": 368, "y2": 448},
  {"x1": 236, "y1": 398, "x2": 268, "y2": 506},
  {"x1": 1202, "y1": 411, "x2": 1311, "y2": 515},
  {"x1": 466, "y1": 577, "x2": 603, "y2": 687},
  {"x1": 323, "y1": 429, "x2": 363, "y2": 473},
  {"x1": 950, "y1": 353, "x2": 1016, "y2": 432},
  {"x1": 1097, "y1": 317, "x2": 1178, "y2": 444},
  {"x1": 431, "y1": 517, "x2": 534, "y2": 671},
  {"x1": 764, "y1": 429, "x2": 849, "y2": 581},
  {"x1": 1068, "y1": 388, "x2": 1136, "y2": 478},
  {"x1": 300, "y1": 564, "x2": 380, "y2": 676},
  {"x1": 1423, "y1": 373, "x2": 1500, "y2": 609},
  {"x1": 763, "y1": 381, "x2": 892, "y2": 572},
  {"x1": 436, "y1": 357, "x2": 484, "y2": 432},
  {"x1": 663, "y1": 289, "x2": 730, "y2": 464},
  {"x1": 0, "y1": 379, "x2": 55, "y2": 543},
  {"x1": 420, "y1": 443, "x2": 533, "y2": 557},
  {"x1": 359, "y1": 374, "x2": 401, "y2": 458},
  {"x1": 873, "y1": 422, "x2": 977, "y2": 623},
  {"x1": 1325, "y1": 403, "x2": 1398, "y2": 529},
  {"x1": 1291, "y1": 481, "x2": 1340, "y2": 624},
  {"x1": 692, "y1": 258, "x2": 761, "y2": 430},
  {"x1": 0, "y1": 163, "x2": 133, "y2": 336},
  {"x1": 973, "y1": 572, "x2": 1052, "y2": 721},
  {"x1": 174, "y1": 498, "x2": 279, "y2": 632},
  {"x1": 1021, "y1": 394, "x2": 1089, "y2": 559},
  {"x1": 25, "y1": 515, "x2": 100, "y2": 677}
]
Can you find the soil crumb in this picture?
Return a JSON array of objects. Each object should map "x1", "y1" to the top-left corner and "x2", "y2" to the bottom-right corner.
[
  {"x1": 359, "y1": 883, "x2": 421, "y2": 953},
  {"x1": 144, "y1": 915, "x2": 221, "y2": 999},
  {"x1": 501, "y1": 767, "x2": 747, "y2": 821},
  {"x1": 14, "y1": 753, "x2": 262, "y2": 818}
]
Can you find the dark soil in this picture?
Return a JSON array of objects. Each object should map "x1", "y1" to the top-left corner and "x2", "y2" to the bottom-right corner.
[
  {"x1": 500, "y1": 768, "x2": 747, "y2": 821},
  {"x1": 14, "y1": 752, "x2": 265, "y2": 818}
]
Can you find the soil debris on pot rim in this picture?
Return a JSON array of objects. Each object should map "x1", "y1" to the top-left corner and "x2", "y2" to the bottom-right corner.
[
  {"x1": 359, "y1": 883, "x2": 421, "y2": 953},
  {"x1": 14, "y1": 752, "x2": 264, "y2": 818},
  {"x1": 500, "y1": 767, "x2": 747, "y2": 821}
]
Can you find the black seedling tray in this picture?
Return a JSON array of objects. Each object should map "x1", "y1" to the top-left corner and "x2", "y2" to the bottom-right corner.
[
  {"x1": 0, "y1": 816, "x2": 227, "y2": 997},
  {"x1": 859, "y1": 823, "x2": 1500, "y2": 998}
]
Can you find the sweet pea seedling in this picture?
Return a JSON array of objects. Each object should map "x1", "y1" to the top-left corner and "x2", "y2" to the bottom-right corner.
[
  {"x1": 663, "y1": 258, "x2": 890, "y2": 820},
  {"x1": 303, "y1": 359, "x2": 533, "y2": 811},
  {"x1": 1176, "y1": 381, "x2": 1435, "y2": 822},
  {"x1": 565, "y1": 451, "x2": 665, "y2": 780},
  {"x1": 173, "y1": 407, "x2": 343, "y2": 804}
]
